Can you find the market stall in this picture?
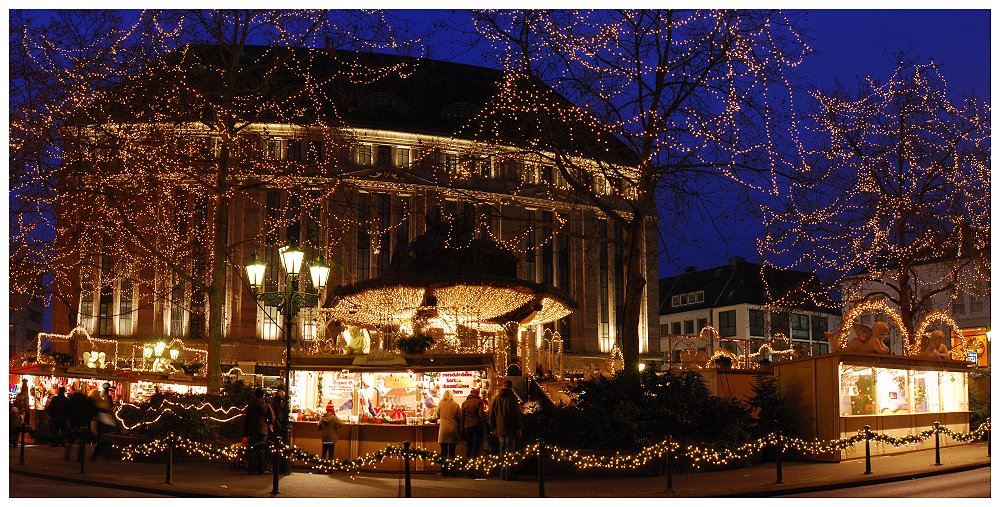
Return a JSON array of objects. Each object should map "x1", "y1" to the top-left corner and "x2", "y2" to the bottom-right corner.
[
  {"x1": 774, "y1": 351, "x2": 972, "y2": 461},
  {"x1": 288, "y1": 353, "x2": 494, "y2": 471}
]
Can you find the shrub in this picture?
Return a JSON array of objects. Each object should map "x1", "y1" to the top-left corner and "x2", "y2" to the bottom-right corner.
[{"x1": 522, "y1": 369, "x2": 753, "y2": 455}]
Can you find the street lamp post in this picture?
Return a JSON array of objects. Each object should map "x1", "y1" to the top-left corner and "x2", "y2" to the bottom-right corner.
[{"x1": 245, "y1": 245, "x2": 330, "y2": 493}]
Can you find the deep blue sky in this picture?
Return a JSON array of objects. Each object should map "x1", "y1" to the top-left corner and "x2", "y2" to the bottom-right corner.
[{"x1": 397, "y1": 9, "x2": 990, "y2": 277}]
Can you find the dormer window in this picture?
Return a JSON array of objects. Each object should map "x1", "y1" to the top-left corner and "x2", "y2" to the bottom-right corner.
[{"x1": 442, "y1": 102, "x2": 477, "y2": 121}]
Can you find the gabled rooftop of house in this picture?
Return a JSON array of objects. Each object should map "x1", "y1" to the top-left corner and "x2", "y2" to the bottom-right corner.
[{"x1": 659, "y1": 256, "x2": 837, "y2": 315}]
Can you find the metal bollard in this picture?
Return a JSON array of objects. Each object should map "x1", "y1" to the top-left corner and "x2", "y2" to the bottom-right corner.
[
  {"x1": 64, "y1": 431, "x2": 72, "y2": 461},
  {"x1": 271, "y1": 439, "x2": 281, "y2": 495},
  {"x1": 863, "y1": 425, "x2": 872, "y2": 475},
  {"x1": 19, "y1": 425, "x2": 27, "y2": 465},
  {"x1": 665, "y1": 436, "x2": 674, "y2": 494},
  {"x1": 775, "y1": 432, "x2": 783, "y2": 484},
  {"x1": 403, "y1": 441, "x2": 412, "y2": 498},
  {"x1": 933, "y1": 422, "x2": 942, "y2": 466},
  {"x1": 537, "y1": 439, "x2": 545, "y2": 498},
  {"x1": 166, "y1": 434, "x2": 175, "y2": 484},
  {"x1": 79, "y1": 433, "x2": 87, "y2": 474}
]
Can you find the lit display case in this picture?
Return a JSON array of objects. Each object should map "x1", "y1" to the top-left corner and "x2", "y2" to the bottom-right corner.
[{"x1": 838, "y1": 363, "x2": 968, "y2": 417}]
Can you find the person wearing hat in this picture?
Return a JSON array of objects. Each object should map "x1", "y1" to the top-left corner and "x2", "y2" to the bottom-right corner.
[{"x1": 317, "y1": 401, "x2": 343, "y2": 464}]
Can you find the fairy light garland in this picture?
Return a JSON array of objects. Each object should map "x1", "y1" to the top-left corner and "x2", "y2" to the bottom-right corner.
[{"x1": 109, "y1": 419, "x2": 989, "y2": 474}]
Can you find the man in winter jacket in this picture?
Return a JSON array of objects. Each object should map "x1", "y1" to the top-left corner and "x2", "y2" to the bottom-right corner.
[
  {"x1": 243, "y1": 388, "x2": 275, "y2": 474},
  {"x1": 488, "y1": 379, "x2": 523, "y2": 480}
]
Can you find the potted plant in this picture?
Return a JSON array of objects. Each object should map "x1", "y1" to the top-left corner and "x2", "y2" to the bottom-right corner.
[{"x1": 395, "y1": 333, "x2": 435, "y2": 354}]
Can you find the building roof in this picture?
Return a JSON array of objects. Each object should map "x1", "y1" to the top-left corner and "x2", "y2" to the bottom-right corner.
[
  {"x1": 104, "y1": 45, "x2": 637, "y2": 165},
  {"x1": 659, "y1": 256, "x2": 837, "y2": 316}
]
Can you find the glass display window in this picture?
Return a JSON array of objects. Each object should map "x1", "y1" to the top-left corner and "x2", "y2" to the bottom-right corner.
[{"x1": 839, "y1": 363, "x2": 968, "y2": 417}]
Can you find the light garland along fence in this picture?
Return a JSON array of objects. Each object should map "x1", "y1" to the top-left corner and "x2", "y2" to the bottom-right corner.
[{"x1": 16, "y1": 420, "x2": 990, "y2": 495}]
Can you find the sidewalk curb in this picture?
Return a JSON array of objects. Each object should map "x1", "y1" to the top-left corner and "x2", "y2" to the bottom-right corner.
[
  {"x1": 10, "y1": 460, "x2": 989, "y2": 498},
  {"x1": 9, "y1": 468, "x2": 227, "y2": 498},
  {"x1": 711, "y1": 461, "x2": 991, "y2": 497}
]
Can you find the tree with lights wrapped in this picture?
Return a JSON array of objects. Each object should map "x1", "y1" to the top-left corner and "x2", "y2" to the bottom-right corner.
[
  {"x1": 760, "y1": 59, "x2": 990, "y2": 347},
  {"x1": 470, "y1": 10, "x2": 810, "y2": 373},
  {"x1": 11, "y1": 10, "x2": 418, "y2": 390}
]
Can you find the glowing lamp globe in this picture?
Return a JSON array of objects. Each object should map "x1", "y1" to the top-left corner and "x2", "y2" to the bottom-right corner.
[
  {"x1": 246, "y1": 251, "x2": 266, "y2": 290},
  {"x1": 310, "y1": 258, "x2": 331, "y2": 290},
  {"x1": 279, "y1": 244, "x2": 304, "y2": 276}
]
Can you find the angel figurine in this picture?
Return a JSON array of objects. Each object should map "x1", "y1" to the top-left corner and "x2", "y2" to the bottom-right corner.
[
  {"x1": 919, "y1": 330, "x2": 950, "y2": 359},
  {"x1": 845, "y1": 322, "x2": 891, "y2": 354}
]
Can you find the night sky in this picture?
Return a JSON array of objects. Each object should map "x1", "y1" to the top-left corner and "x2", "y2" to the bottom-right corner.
[{"x1": 393, "y1": 9, "x2": 990, "y2": 276}]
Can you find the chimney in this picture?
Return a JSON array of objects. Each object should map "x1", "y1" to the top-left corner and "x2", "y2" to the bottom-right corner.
[{"x1": 729, "y1": 256, "x2": 745, "y2": 268}]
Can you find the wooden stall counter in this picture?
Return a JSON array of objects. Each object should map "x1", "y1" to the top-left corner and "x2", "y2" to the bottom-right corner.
[{"x1": 291, "y1": 420, "x2": 462, "y2": 472}]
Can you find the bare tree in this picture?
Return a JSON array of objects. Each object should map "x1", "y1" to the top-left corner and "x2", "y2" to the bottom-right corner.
[
  {"x1": 470, "y1": 9, "x2": 809, "y2": 372},
  {"x1": 760, "y1": 58, "x2": 991, "y2": 345},
  {"x1": 12, "y1": 9, "x2": 418, "y2": 391}
]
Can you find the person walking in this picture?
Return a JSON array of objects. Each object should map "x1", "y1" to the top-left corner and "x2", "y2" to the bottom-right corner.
[
  {"x1": 45, "y1": 386, "x2": 71, "y2": 447},
  {"x1": 488, "y1": 379, "x2": 523, "y2": 481},
  {"x1": 10, "y1": 403, "x2": 22, "y2": 448},
  {"x1": 460, "y1": 387, "x2": 488, "y2": 478},
  {"x1": 68, "y1": 384, "x2": 95, "y2": 450},
  {"x1": 317, "y1": 402, "x2": 342, "y2": 466},
  {"x1": 13, "y1": 379, "x2": 30, "y2": 427},
  {"x1": 89, "y1": 383, "x2": 115, "y2": 461},
  {"x1": 436, "y1": 390, "x2": 461, "y2": 477},
  {"x1": 243, "y1": 388, "x2": 274, "y2": 474}
]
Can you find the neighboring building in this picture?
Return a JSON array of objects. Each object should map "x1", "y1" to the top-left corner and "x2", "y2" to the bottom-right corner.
[
  {"x1": 9, "y1": 295, "x2": 44, "y2": 359},
  {"x1": 841, "y1": 258, "x2": 990, "y2": 366},
  {"x1": 659, "y1": 256, "x2": 840, "y2": 367},
  {"x1": 48, "y1": 48, "x2": 660, "y2": 375}
]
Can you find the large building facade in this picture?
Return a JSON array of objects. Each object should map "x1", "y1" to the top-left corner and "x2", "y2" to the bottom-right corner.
[{"x1": 45, "y1": 49, "x2": 660, "y2": 376}]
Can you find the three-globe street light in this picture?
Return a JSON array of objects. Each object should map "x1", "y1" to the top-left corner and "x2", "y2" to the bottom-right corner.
[{"x1": 245, "y1": 244, "x2": 330, "y2": 493}]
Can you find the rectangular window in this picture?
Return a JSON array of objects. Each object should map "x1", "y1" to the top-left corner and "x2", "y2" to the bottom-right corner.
[
  {"x1": 697, "y1": 291, "x2": 705, "y2": 303},
  {"x1": 118, "y1": 279, "x2": 134, "y2": 336},
  {"x1": 811, "y1": 315, "x2": 828, "y2": 341},
  {"x1": 539, "y1": 165, "x2": 553, "y2": 185},
  {"x1": 169, "y1": 282, "x2": 185, "y2": 337},
  {"x1": 27, "y1": 309, "x2": 42, "y2": 324},
  {"x1": 683, "y1": 320, "x2": 694, "y2": 334},
  {"x1": 597, "y1": 220, "x2": 610, "y2": 351},
  {"x1": 357, "y1": 193, "x2": 371, "y2": 281},
  {"x1": 267, "y1": 138, "x2": 283, "y2": 160},
  {"x1": 97, "y1": 254, "x2": 114, "y2": 336},
  {"x1": 445, "y1": 153, "x2": 459, "y2": 175},
  {"x1": 660, "y1": 324, "x2": 670, "y2": 338},
  {"x1": 395, "y1": 147, "x2": 410, "y2": 168},
  {"x1": 749, "y1": 309, "x2": 765, "y2": 337},
  {"x1": 79, "y1": 270, "x2": 95, "y2": 333},
  {"x1": 838, "y1": 364, "x2": 968, "y2": 417},
  {"x1": 261, "y1": 305, "x2": 282, "y2": 341},
  {"x1": 298, "y1": 307, "x2": 318, "y2": 342},
  {"x1": 680, "y1": 294, "x2": 688, "y2": 305},
  {"x1": 376, "y1": 193, "x2": 391, "y2": 277},
  {"x1": 557, "y1": 224, "x2": 570, "y2": 290},
  {"x1": 395, "y1": 196, "x2": 410, "y2": 257},
  {"x1": 671, "y1": 322, "x2": 681, "y2": 335},
  {"x1": 525, "y1": 212, "x2": 536, "y2": 282},
  {"x1": 697, "y1": 318, "x2": 707, "y2": 333},
  {"x1": 377, "y1": 145, "x2": 392, "y2": 167},
  {"x1": 306, "y1": 140, "x2": 323, "y2": 163},
  {"x1": 541, "y1": 211, "x2": 553, "y2": 286},
  {"x1": 718, "y1": 310, "x2": 737, "y2": 337},
  {"x1": 969, "y1": 293, "x2": 984, "y2": 314},
  {"x1": 671, "y1": 295, "x2": 679, "y2": 307},
  {"x1": 951, "y1": 292, "x2": 966, "y2": 315},
  {"x1": 354, "y1": 145, "x2": 372, "y2": 166},
  {"x1": 791, "y1": 313, "x2": 810, "y2": 340},
  {"x1": 286, "y1": 139, "x2": 302, "y2": 162}
]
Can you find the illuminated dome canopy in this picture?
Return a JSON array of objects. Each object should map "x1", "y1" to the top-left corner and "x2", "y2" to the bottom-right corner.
[{"x1": 321, "y1": 212, "x2": 576, "y2": 330}]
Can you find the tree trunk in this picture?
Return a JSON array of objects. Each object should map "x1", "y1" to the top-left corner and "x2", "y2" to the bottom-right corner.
[
  {"x1": 619, "y1": 211, "x2": 648, "y2": 375},
  {"x1": 206, "y1": 143, "x2": 232, "y2": 393}
]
